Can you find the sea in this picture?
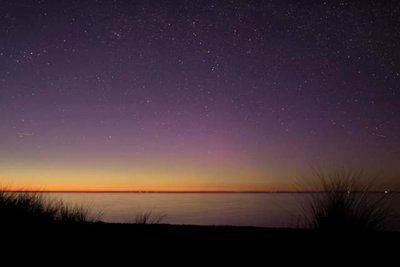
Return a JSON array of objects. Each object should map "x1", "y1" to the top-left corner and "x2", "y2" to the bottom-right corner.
[{"x1": 49, "y1": 192, "x2": 400, "y2": 231}]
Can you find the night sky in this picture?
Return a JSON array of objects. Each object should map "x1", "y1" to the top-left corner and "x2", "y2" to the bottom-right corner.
[{"x1": 1, "y1": 0, "x2": 399, "y2": 191}]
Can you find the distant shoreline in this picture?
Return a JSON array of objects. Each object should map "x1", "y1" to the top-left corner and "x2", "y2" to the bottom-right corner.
[{"x1": 3, "y1": 190, "x2": 398, "y2": 194}]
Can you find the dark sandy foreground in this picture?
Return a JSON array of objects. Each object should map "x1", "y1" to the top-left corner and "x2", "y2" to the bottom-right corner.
[{"x1": 2, "y1": 222, "x2": 399, "y2": 262}]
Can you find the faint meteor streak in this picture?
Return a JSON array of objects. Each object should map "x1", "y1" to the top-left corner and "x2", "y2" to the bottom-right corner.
[
  {"x1": 371, "y1": 133, "x2": 386, "y2": 138},
  {"x1": 17, "y1": 132, "x2": 34, "y2": 138}
]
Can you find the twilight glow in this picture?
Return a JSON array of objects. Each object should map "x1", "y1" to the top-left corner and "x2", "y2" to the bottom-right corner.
[{"x1": 0, "y1": 1, "x2": 399, "y2": 191}]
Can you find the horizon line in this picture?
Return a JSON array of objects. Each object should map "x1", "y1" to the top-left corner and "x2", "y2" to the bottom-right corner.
[{"x1": 2, "y1": 190, "x2": 397, "y2": 194}]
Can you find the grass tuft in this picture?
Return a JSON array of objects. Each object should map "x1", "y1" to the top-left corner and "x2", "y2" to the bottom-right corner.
[
  {"x1": 304, "y1": 170, "x2": 390, "y2": 232},
  {"x1": 133, "y1": 211, "x2": 165, "y2": 225},
  {"x1": 0, "y1": 190, "x2": 97, "y2": 224}
]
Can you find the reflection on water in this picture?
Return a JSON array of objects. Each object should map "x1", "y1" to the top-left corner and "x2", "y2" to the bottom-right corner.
[{"x1": 48, "y1": 193, "x2": 400, "y2": 230}]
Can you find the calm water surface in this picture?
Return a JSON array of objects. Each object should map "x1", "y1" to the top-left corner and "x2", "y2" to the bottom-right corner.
[{"x1": 49, "y1": 193, "x2": 400, "y2": 230}]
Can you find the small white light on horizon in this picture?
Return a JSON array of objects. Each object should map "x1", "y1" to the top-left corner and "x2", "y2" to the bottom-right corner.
[{"x1": 384, "y1": 190, "x2": 388, "y2": 194}]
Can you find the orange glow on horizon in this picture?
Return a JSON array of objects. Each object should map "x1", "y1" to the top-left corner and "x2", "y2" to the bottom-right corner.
[
  {"x1": 0, "y1": 161, "x2": 300, "y2": 192},
  {"x1": 1, "y1": 182, "x2": 294, "y2": 192}
]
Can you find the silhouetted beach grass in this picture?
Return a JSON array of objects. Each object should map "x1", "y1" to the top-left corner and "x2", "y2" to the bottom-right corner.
[
  {"x1": 0, "y1": 190, "x2": 97, "y2": 224},
  {"x1": 132, "y1": 211, "x2": 166, "y2": 224},
  {"x1": 304, "y1": 170, "x2": 390, "y2": 232}
]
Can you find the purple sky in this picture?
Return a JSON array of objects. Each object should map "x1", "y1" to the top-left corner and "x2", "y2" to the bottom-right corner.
[{"x1": 0, "y1": 0, "x2": 399, "y2": 191}]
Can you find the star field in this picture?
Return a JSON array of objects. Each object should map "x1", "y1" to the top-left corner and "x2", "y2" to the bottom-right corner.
[{"x1": 0, "y1": 0, "x2": 399, "y2": 191}]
